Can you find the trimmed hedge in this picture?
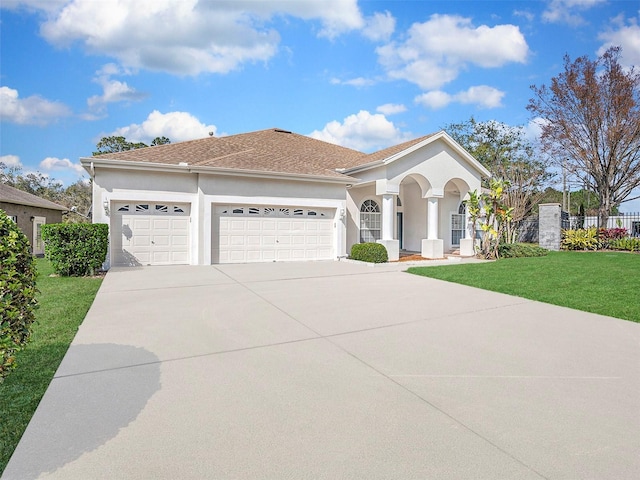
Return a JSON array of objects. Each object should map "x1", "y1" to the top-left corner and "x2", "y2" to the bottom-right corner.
[
  {"x1": 41, "y1": 223, "x2": 109, "y2": 276},
  {"x1": 350, "y1": 242, "x2": 388, "y2": 263},
  {"x1": 0, "y1": 209, "x2": 38, "y2": 382},
  {"x1": 498, "y1": 242, "x2": 549, "y2": 258}
]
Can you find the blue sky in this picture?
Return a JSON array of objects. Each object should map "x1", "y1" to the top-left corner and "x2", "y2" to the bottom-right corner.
[{"x1": 1, "y1": 0, "x2": 639, "y2": 211}]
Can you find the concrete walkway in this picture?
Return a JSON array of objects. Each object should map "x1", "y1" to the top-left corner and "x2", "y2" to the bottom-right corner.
[{"x1": 3, "y1": 261, "x2": 639, "y2": 479}]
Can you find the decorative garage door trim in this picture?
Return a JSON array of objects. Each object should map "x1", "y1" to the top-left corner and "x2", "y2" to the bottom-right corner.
[
  {"x1": 115, "y1": 203, "x2": 189, "y2": 215},
  {"x1": 218, "y1": 206, "x2": 329, "y2": 218},
  {"x1": 213, "y1": 205, "x2": 334, "y2": 264},
  {"x1": 112, "y1": 202, "x2": 191, "y2": 266}
]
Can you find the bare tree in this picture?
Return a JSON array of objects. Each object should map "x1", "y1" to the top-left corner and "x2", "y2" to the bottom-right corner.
[{"x1": 528, "y1": 47, "x2": 640, "y2": 227}]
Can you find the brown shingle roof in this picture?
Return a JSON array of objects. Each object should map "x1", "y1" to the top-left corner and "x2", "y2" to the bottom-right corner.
[
  {"x1": 344, "y1": 132, "x2": 439, "y2": 168},
  {"x1": 0, "y1": 183, "x2": 67, "y2": 211},
  {"x1": 91, "y1": 129, "x2": 368, "y2": 180}
]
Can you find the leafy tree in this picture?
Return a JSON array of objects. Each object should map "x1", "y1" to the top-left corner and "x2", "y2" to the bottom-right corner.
[
  {"x1": 466, "y1": 179, "x2": 513, "y2": 259},
  {"x1": 536, "y1": 187, "x2": 613, "y2": 216},
  {"x1": 446, "y1": 117, "x2": 553, "y2": 242},
  {"x1": 93, "y1": 135, "x2": 171, "y2": 155},
  {"x1": 151, "y1": 136, "x2": 171, "y2": 146},
  {"x1": 528, "y1": 46, "x2": 640, "y2": 227}
]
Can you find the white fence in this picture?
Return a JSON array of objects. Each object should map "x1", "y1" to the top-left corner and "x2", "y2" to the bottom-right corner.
[{"x1": 570, "y1": 213, "x2": 640, "y2": 236}]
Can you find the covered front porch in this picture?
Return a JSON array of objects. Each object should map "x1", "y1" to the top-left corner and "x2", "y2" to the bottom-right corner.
[
  {"x1": 343, "y1": 131, "x2": 490, "y2": 261},
  {"x1": 346, "y1": 174, "x2": 476, "y2": 261}
]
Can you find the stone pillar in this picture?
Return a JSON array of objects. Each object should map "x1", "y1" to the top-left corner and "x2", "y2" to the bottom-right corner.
[
  {"x1": 422, "y1": 197, "x2": 444, "y2": 259},
  {"x1": 539, "y1": 203, "x2": 562, "y2": 251},
  {"x1": 377, "y1": 193, "x2": 399, "y2": 261}
]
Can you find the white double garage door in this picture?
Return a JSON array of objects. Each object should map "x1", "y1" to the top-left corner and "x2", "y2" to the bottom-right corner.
[
  {"x1": 213, "y1": 205, "x2": 334, "y2": 263},
  {"x1": 112, "y1": 202, "x2": 335, "y2": 265}
]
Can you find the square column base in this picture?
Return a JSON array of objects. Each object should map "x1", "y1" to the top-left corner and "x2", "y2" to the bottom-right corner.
[
  {"x1": 421, "y1": 239, "x2": 444, "y2": 259},
  {"x1": 377, "y1": 239, "x2": 399, "y2": 261},
  {"x1": 459, "y1": 238, "x2": 475, "y2": 257}
]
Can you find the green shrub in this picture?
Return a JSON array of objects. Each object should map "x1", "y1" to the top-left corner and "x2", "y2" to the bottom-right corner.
[
  {"x1": 0, "y1": 209, "x2": 38, "y2": 382},
  {"x1": 598, "y1": 228, "x2": 628, "y2": 249},
  {"x1": 561, "y1": 228, "x2": 599, "y2": 250},
  {"x1": 350, "y1": 242, "x2": 388, "y2": 263},
  {"x1": 498, "y1": 242, "x2": 549, "y2": 258},
  {"x1": 41, "y1": 223, "x2": 109, "y2": 276},
  {"x1": 609, "y1": 237, "x2": 640, "y2": 252}
]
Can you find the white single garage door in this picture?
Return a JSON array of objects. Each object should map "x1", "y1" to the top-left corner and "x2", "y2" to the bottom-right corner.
[
  {"x1": 213, "y1": 205, "x2": 334, "y2": 263},
  {"x1": 112, "y1": 202, "x2": 190, "y2": 266}
]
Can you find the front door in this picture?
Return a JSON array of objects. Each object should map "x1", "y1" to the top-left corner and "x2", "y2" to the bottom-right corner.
[
  {"x1": 32, "y1": 216, "x2": 46, "y2": 256},
  {"x1": 397, "y1": 212, "x2": 403, "y2": 249}
]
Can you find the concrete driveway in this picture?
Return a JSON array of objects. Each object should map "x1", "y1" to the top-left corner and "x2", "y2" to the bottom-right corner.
[{"x1": 3, "y1": 260, "x2": 639, "y2": 479}]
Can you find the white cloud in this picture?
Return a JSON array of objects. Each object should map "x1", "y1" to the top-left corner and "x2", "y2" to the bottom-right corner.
[
  {"x1": 415, "y1": 86, "x2": 505, "y2": 110},
  {"x1": 330, "y1": 77, "x2": 375, "y2": 87},
  {"x1": 87, "y1": 63, "x2": 147, "y2": 114},
  {"x1": 598, "y1": 14, "x2": 640, "y2": 68},
  {"x1": 513, "y1": 10, "x2": 535, "y2": 22},
  {"x1": 33, "y1": 0, "x2": 363, "y2": 75},
  {"x1": 39, "y1": 157, "x2": 85, "y2": 175},
  {"x1": 524, "y1": 117, "x2": 547, "y2": 143},
  {"x1": 0, "y1": 154, "x2": 23, "y2": 168},
  {"x1": 376, "y1": 14, "x2": 528, "y2": 90},
  {"x1": 415, "y1": 91, "x2": 453, "y2": 109},
  {"x1": 308, "y1": 110, "x2": 411, "y2": 152},
  {"x1": 376, "y1": 103, "x2": 406, "y2": 115},
  {"x1": 542, "y1": 0, "x2": 607, "y2": 26},
  {"x1": 456, "y1": 85, "x2": 505, "y2": 108},
  {"x1": 0, "y1": 86, "x2": 71, "y2": 125},
  {"x1": 1, "y1": 0, "x2": 67, "y2": 12},
  {"x1": 109, "y1": 110, "x2": 218, "y2": 144},
  {"x1": 362, "y1": 11, "x2": 395, "y2": 42}
]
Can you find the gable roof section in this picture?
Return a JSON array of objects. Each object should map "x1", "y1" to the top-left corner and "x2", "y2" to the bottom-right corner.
[
  {"x1": 342, "y1": 130, "x2": 491, "y2": 178},
  {"x1": 85, "y1": 129, "x2": 367, "y2": 181},
  {"x1": 0, "y1": 183, "x2": 67, "y2": 211}
]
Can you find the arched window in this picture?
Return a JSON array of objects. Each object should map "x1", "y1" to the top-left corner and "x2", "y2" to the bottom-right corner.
[
  {"x1": 360, "y1": 199, "x2": 381, "y2": 243},
  {"x1": 458, "y1": 202, "x2": 466, "y2": 215}
]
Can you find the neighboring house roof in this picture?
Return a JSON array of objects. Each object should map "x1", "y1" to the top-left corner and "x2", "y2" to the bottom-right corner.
[
  {"x1": 0, "y1": 183, "x2": 67, "y2": 211},
  {"x1": 82, "y1": 128, "x2": 490, "y2": 181}
]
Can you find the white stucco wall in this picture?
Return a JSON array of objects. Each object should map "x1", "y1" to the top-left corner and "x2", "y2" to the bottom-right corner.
[
  {"x1": 92, "y1": 167, "x2": 347, "y2": 267},
  {"x1": 344, "y1": 136, "x2": 484, "y2": 255}
]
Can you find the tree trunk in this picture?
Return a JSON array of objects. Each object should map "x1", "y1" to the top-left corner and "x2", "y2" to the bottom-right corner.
[{"x1": 597, "y1": 192, "x2": 611, "y2": 228}]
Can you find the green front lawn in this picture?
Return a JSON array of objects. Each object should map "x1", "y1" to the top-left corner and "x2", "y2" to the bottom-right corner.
[
  {"x1": 0, "y1": 259, "x2": 103, "y2": 474},
  {"x1": 407, "y1": 251, "x2": 640, "y2": 322}
]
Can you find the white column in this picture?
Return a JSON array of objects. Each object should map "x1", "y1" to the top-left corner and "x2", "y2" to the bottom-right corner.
[
  {"x1": 422, "y1": 196, "x2": 444, "y2": 259},
  {"x1": 381, "y1": 194, "x2": 394, "y2": 240},
  {"x1": 464, "y1": 205, "x2": 470, "y2": 239},
  {"x1": 460, "y1": 202, "x2": 475, "y2": 257},
  {"x1": 427, "y1": 197, "x2": 439, "y2": 240},
  {"x1": 376, "y1": 193, "x2": 399, "y2": 261}
]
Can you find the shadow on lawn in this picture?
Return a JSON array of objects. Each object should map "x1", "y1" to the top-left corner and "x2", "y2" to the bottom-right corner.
[{"x1": 2, "y1": 344, "x2": 160, "y2": 480}]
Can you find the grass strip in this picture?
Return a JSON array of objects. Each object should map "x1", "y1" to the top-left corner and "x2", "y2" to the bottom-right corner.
[
  {"x1": 407, "y1": 251, "x2": 640, "y2": 322},
  {"x1": 0, "y1": 259, "x2": 103, "y2": 473}
]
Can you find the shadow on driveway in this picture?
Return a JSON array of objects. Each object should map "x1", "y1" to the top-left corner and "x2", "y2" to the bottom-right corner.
[{"x1": 2, "y1": 344, "x2": 160, "y2": 480}]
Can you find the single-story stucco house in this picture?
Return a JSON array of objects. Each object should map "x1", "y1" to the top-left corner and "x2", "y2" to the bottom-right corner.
[
  {"x1": 81, "y1": 128, "x2": 490, "y2": 267},
  {"x1": 0, "y1": 183, "x2": 68, "y2": 256}
]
